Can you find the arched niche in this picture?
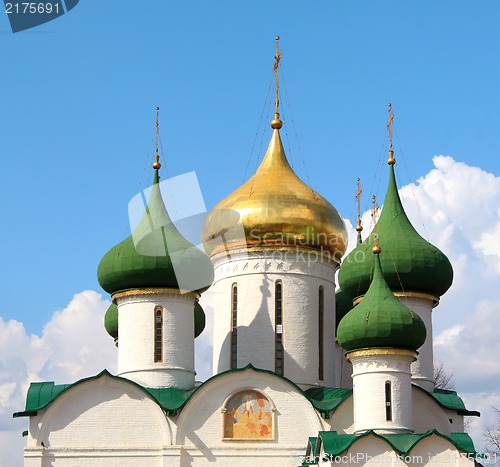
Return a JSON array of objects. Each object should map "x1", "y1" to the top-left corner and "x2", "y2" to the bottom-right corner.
[{"x1": 221, "y1": 388, "x2": 276, "y2": 440}]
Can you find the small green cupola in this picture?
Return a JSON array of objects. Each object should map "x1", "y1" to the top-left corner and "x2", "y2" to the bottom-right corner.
[
  {"x1": 337, "y1": 243, "x2": 427, "y2": 352},
  {"x1": 335, "y1": 289, "x2": 353, "y2": 332},
  {"x1": 104, "y1": 302, "x2": 118, "y2": 341},
  {"x1": 97, "y1": 111, "x2": 214, "y2": 297},
  {"x1": 338, "y1": 111, "x2": 453, "y2": 302}
]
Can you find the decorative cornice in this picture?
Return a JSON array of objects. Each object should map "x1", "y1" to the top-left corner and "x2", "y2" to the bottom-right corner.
[
  {"x1": 353, "y1": 291, "x2": 439, "y2": 307},
  {"x1": 347, "y1": 348, "x2": 417, "y2": 359},
  {"x1": 211, "y1": 245, "x2": 340, "y2": 266},
  {"x1": 212, "y1": 253, "x2": 338, "y2": 283},
  {"x1": 393, "y1": 291, "x2": 440, "y2": 307},
  {"x1": 112, "y1": 288, "x2": 200, "y2": 301}
]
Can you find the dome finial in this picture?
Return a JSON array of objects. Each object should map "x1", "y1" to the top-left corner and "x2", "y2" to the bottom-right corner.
[
  {"x1": 371, "y1": 195, "x2": 381, "y2": 254},
  {"x1": 152, "y1": 106, "x2": 162, "y2": 173},
  {"x1": 355, "y1": 177, "x2": 363, "y2": 230},
  {"x1": 355, "y1": 178, "x2": 363, "y2": 245},
  {"x1": 387, "y1": 103, "x2": 396, "y2": 165},
  {"x1": 270, "y1": 35, "x2": 283, "y2": 130}
]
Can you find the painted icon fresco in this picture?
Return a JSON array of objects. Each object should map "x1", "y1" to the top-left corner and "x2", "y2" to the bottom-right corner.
[{"x1": 223, "y1": 390, "x2": 273, "y2": 439}]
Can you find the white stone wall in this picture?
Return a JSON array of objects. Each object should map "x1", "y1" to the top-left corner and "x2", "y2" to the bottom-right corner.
[
  {"x1": 210, "y1": 249, "x2": 338, "y2": 388},
  {"x1": 23, "y1": 363, "x2": 474, "y2": 466},
  {"x1": 350, "y1": 351, "x2": 416, "y2": 434},
  {"x1": 410, "y1": 435, "x2": 476, "y2": 466},
  {"x1": 323, "y1": 385, "x2": 465, "y2": 438},
  {"x1": 412, "y1": 386, "x2": 467, "y2": 434},
  {"x1": 398, "y1": 296, "x2": 435, "y2": 392},
  {"x1": 116, "y1": 291, "x2": 196, "y2": 389},
  {"x1": 24, "y1": 374, "x2": 172, "y2": 466},
  {"x1": 25, "y1": 366, "x2": 327, "y2": 466},
  {"x1": 176, "y1": 366, "x2": 325, "y2": 466},
  {"x1": 326, "y1": 392, "x2": 354, "y2": 434}
]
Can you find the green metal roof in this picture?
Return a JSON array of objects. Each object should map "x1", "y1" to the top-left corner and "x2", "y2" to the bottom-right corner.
[
  {"x1": 20, "y1": 381, "x2": 73, "y2": 416},
  {"x1": 314, "y1": 429, "x2": 479, "y2": 459},
  {"x1": 423, "y1": 387, "x2": 479, "y2": 416},
  {"x1": 307, "y1": 437, "x2": 318, "y2": 456},
  {"x1": 13, "y1": 369, "x2": 195, "y2": 418},
  {"x1": 13, "y1": 365, "x2": 353, "y2": 421},
  {"x1": 97, "y1": 170, "x2": 214, "y2": 295},
  {"x1": 338, "y1": 164, "x2": 453, "y2": 300},
  {"x1": 337, "y1": 252, "x2": 426, "y2": 352},
  {"x1": 141, "y1": 386, "x2": 193, "y2": 416},
  {"x1": 302, "y1": 437, "x2": 319, "y2": 465},
  {"x1": 304, "y1": 387, "x2": 352, "y2": 418},
  {"x1": 431, "y1": 388, "x2": 466, "y2": 411}
]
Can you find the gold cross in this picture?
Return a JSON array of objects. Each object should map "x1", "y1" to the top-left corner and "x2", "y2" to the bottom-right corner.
[
  {"x1": 387, "y1": 102, "x2": 394, "y2": 150},
  {"x1": 274, "y1": 36, "x2": 282, "y2": 114}
]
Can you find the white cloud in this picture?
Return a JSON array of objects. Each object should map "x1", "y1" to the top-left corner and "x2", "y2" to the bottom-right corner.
[
  {"x1": 0, "y1": 291, "x2": 116, "y2": 467},
  {"x1": 1, "y1": 156, "x2": 499, "y2": 464},
  {"x1": 400, "y1": 155, "x2": 500, "y2": 259},
  {"x1": 433, "y1": 324, "x2": 466, "y2": 348},
  {"x1": 473, "y1": 211, "x2": 500, "y2": 273},
  {"x1": 348, "y1": 156, "x2": 500, "y2": 453},
  {"x1": 434, "y1": 299, "x2": 500, "y2": 393},
  {"x1": 397, "y1": 156, "x2": 500, "y2": 454}
]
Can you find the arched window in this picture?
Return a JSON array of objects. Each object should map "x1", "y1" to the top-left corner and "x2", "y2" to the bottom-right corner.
[
  {"x1": 222, "y1": 389, "x2": 275, "y2": 440},
  {"x1": 230, "y1": 283, "x2": 238, "y2": 370},
  {"x1": 385, "y1": 381, "x2": 392, "y2": 421},
  {"x1": 318, "y1": 286, "x2": 324, "y2": 381},
  {"x1": 154, "y1": 306, "x2": 163, "y2": 363},
  {"x1": 275, "y1": 281, "x2": 283, "y2": 375}
]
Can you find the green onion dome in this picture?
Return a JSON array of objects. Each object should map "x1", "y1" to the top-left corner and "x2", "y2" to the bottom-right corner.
[
  {"x1": 338, "y1": 163, "x2": 453, "y2": 301},
  {"x1": 335, "y1": 289, "x2": 353, "y2": 331},
  {"x1": 337, "y1": 250, "x2": 426, "y2": 352},
  {"x1": 98, "y1": 171, "x2": 214, "y2": 296},
  {"x1": 104, "y1": 302, "x2": 118, "y2": 339},
  {"x1": 194, "y1": 301, "x2": 206, "y2": 338}
]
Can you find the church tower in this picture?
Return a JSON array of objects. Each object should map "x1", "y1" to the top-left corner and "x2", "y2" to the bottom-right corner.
[
  {"x1": 338, "y1": 239, "x2": 427, "y2": 434},
  {"x1": 338, "y1": 105, "x2": 453, "y2": 392},
  {"x1": 97, "y1": 109, "x2": 214, "y2": 390},
  {"x1": 201, "y1": 38, "x2": 347, "y2": 388}
]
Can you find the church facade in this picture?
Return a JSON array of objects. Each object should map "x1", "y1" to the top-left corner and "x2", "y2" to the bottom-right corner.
[{"x1": 14, "y1": 48, "x2": 481, "y2": 467}]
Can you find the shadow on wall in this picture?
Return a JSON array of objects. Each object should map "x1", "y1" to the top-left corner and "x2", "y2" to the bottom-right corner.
[{"x1": 215, "y1": 275, "x2": 308, "y2": 383}]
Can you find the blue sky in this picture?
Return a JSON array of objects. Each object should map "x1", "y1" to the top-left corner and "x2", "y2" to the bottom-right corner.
[
  {"x1": 2, "y1": 1, "x2": 499, "y2": 333},
  {"x1": 2, "y1": 1, "x2": 500, "y2": 464}
]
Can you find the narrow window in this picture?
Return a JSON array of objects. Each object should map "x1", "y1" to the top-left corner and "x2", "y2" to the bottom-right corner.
[
  {"x1": 385, "y1": 381, "x2": 392, "y2": 421},
  {"x1": 275, "y1": 281, "x2": 283, "y2": 375},
  {"x1": 230, "y1": 283, "x2": 238, "y2": 369},
  {"x1": 154, "y1": 306, "x2": 163, "y2": 363},
  {"x1": 318, "y1": 286, "x2": 324, "y2": 381}
]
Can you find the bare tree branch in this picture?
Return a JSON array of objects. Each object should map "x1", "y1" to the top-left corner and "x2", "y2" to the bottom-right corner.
[
  {"x1": 484, "y1": 407, "x2": 500, "y2": 455},
  {"x1": 434, "y1": 361, "x2": 456, "y2": 391}
]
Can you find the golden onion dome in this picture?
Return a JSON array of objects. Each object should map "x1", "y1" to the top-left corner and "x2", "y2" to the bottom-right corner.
[{"x1": 201, "y1": 120, "x2": 347, "y2": 260}]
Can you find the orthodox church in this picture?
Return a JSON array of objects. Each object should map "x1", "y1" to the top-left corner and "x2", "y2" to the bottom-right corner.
[{"x1": 14, "y1": 41, "x2": 482, "y2": 466}]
